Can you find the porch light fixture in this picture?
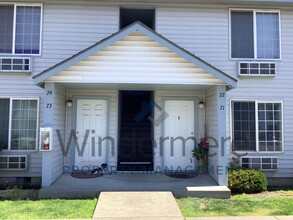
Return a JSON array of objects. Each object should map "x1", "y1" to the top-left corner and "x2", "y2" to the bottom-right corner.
[
  {"x1": 198, "y1": 102, "x2": 205, "y2": 109},
  {"x1": 66, "y1": 100, "x2": 73, "y2": 108}
]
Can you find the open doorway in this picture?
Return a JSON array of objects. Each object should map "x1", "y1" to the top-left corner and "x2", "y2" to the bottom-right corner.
[
  {"x1": 118, "y1": 91, "x2": 153, "y2": 171},
  {"x1": 120, "y1": 7, "x2": 155, "y2": 30}
]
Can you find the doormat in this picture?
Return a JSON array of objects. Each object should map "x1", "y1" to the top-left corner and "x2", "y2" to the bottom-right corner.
[
  {"x1": 165, "y1": 171, "x2": 198, "y2": 179},
  {"x1": 71, "y1": 172, "x2": 102, "y2": 179}
]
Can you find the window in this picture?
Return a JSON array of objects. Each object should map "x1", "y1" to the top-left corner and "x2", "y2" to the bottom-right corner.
[
  {"x1": 230, "y1": 9, "x2": 280, "y2": 60},
  {"x1": 0, "y1": 4, "x2": 42, "y2": 55},
  {"x1": 232, "y1": 101, "x2": 282, "y2": 152},
  {"x1": 120, "y1": 7, "x2": 155, "y2": 30},
  {"x1": 0, "y1": 98, "x2": 39, "y2": 151}
]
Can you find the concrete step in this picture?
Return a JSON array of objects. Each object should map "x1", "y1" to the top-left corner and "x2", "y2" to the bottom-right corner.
[{"x1": 174, "y1": 186, "x2": 231, "y2": 199}]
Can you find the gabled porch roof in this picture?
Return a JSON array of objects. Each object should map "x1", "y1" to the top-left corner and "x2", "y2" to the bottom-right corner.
[{"x1": 33, "y1": 22, "x2": 237, "y2": 89}]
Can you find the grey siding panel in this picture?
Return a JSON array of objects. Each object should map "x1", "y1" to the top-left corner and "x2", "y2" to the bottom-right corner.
[
  {"x1": 206, "y1": 86, "x2": 218, "y2": 182},
  {"x1": 33, "y1": 3, "x2": 119, "y2": 75},
  {"x1": 51, "y1": 84, "x2": 66, "y2": 182},
  {"x1": 156, "y1": 6, "x2": 236, "y2": 78}
]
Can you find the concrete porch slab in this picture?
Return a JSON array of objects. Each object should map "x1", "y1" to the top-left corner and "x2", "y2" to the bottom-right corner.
[
  {"x1": 92, "y1": 192, "x2": 184, "y2": 220},
  {"x1": 39, "y1": 173, "x2": 230, "y2": 199}
]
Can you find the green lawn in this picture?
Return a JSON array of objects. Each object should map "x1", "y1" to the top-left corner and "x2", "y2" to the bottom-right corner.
[
  {"x1": 0, "y1": 199, "x2": 97, "y2": 219},
  {"x1": 177, "y1": 193, "x2": 293, "y2": 217},
  {"x1": 1, "y1": 191, "x2": 293, "y2": 219}
]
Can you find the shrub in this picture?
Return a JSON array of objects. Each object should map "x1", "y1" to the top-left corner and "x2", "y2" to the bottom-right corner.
[
  {"x1": 228, "y1": 157, "x2": 240, "y2": 170},
  {"x1": 228, "y1": 169, "x2": 268, "y2": 194}
]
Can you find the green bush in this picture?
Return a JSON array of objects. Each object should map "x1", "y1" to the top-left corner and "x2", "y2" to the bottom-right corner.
[{"x1": 228, "y1": 169, "x2": 268, "y2": 194}]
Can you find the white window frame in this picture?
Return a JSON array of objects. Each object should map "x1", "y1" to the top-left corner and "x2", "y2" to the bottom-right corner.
[
  {"x1": 0, "y1": 3, "x2": 43, "y2": 56},
  {"x1": 230, "y1": 99, "x2": 284, "y2": 153},
  {"x1": 0, "y1": 97, "x2": 39, "y2": 152},
  {"x1": 229, "y1": 8, "x2": 282, "y2": 61}
]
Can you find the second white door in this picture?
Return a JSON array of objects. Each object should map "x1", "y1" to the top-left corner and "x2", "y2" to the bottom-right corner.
[{"x1": 164, "y1": 100, "x2": 195, "y2": 171}]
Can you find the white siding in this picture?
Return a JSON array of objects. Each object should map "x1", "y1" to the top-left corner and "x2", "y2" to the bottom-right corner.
[
  {"x1": 156, "y1": 6, "x2": 235, "y2": 78},
  {"x1": 33, "y1": 3, "x2": 119, "y2": 75},
  {"x1": 206, "y1": 86, "x2": 218, "y2": 182},
  {"x1": 45, "y1": 32, "x2": 225, "y2": 85}
]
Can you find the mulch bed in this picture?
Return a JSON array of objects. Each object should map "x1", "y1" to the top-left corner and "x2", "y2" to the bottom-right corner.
[
  {"x1": 165, "y1": 171, "x2": 198, "y2": 179},
  {"x1": 71, "y1": 172, "x2": 102, "y2": 179}
]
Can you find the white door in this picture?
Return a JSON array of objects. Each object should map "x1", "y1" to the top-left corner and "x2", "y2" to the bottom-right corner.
[
  {"x1": 164, "y1": 100, "x2": 195, "y2": 171},
  {"x1": 75, "y1": 99, "x2": 107, "y2": 169}
]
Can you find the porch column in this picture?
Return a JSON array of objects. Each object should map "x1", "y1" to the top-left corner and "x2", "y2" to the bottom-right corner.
[
  {"x1": 216, "y1": 85, "x2": 228, "y2": 186},
  {"x1": 42, "y1": 82, "x2": 56, "y2": 187}
]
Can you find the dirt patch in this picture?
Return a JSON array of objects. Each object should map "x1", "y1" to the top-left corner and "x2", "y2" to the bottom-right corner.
[{"x1": 249, "y1": 190, "x2": 293, "y2": 198}]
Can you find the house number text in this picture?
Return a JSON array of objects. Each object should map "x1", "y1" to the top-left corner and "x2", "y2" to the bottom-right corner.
[{"x1": 46, "y1": 89, "x2": 53, "y2": 109}]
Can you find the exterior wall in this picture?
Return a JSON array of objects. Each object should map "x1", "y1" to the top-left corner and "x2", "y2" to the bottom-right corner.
[
  {"x1": 157, "y1": 5, "x2": 293, "y2": 178},
  {"x1": 225, "y1": 9, "x2": 293, "y2": 178},
  {"x1": 51, "y1": 84, "x2": 66, "y2": 182},
  {"x1": 2, "y1": 1, "x2": 293, "y2": 180},
  {"x1": 33, "y1": 3, "x2": 119, "y2": 75},
  {"x1": 156, "y1": 6, "x2": 234, "y2": 77},
  {"x1": 205, "y1": 86, "x2": 218, "y2": 182},
  {"x1": 0, "y1": 74, "x2": 43, "y2": 178}
]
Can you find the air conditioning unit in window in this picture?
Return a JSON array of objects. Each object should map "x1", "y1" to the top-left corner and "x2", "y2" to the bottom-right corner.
[
  {"x1": 0, "y1": 155, "x2": 27, "y2": 170},
  {"x1": 238, "y1": 61, "x2": 276, "y2": 76},
  {"x1": 0, "y1": 57, "x2": 32, "y2": 73},
  {"x1": 241, "y1": 156, "x2": 278, "y2": 171}
]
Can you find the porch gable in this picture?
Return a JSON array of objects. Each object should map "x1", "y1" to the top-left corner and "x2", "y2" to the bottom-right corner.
[{"x1": 33, "y1": 22, "x2": 237, "y2": 88}]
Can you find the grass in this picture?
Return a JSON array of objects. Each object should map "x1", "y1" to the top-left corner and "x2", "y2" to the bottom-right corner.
[
  {"x1": 0, "y1": 189, "x2": 292, "y2": 219},
  {"x1": 0, "y1": 199, "x2": 97, "y2": 219},
  {"x1": 177, "y1": 193, "x2": 293, "y2": 217}
]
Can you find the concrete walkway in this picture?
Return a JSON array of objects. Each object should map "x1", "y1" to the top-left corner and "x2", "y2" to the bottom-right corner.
[
  {"x1": 92, "y1": 191, "x2": 184, "y2": 220},
  {"x1": 91, "y1": 191, "x2": 293, "y2": 220}
]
